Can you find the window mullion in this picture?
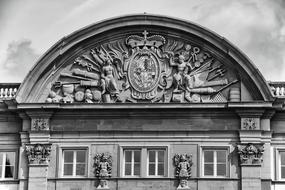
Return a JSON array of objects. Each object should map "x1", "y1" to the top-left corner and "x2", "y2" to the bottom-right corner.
[
  {"x1": 131, "y1": 151, "x2": 134, "y2": 176},
  {"x1": 154, "y1": 150, "x2": 158, "y2": 176},
  {"x1": 73, "y1": 151, "x2": 76, "y2": 176},
  {"x1": 213, "y1": 151, "x2": 217, "y2": 177}
]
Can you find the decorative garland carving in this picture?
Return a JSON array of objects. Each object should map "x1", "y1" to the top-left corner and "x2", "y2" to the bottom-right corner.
[
  {"x1": 237, "y1": 143, "x2": 264, "y2": 165},
  {"x1": 25, "y1": 144, "x2": 52, "y2": 165},
  {"x1": 173, "y1": 154, "x2": 193, "y2": 189},
  {"x1": 46, "y1": 30, "x2": 240, "y2": 104},
  {"x1": 94, "y1": 153, "x2": 112, "y2": 189},
  {"x1": 31, "y1": 118, "x2": 49, "y2": 131},
  {"x1": 242, "y1": 118, "x2": 258, "y2": 130}
]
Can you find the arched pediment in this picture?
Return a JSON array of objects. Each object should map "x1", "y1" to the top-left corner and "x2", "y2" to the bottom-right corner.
[{"x1": 16, "y1": 14, "x2": 274, "y2": 104}]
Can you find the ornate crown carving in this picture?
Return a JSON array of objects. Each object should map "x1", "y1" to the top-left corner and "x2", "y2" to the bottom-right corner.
[{"x1": 126, "y1": 30, "x2": 166, "y2": 49}]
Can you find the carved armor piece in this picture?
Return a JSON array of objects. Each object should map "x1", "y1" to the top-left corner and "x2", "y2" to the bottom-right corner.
[
  {"x1": 94, "y1": 153, "x2": 112, "y2": 189},
  {"x1": 237, "y1": 143, "x2": 264, "y2": 165},
  {"x1": 173, "y1": 154, "x2": 193, "y2": 189},
  {"x1": 25, "y1": 144, "x2": 52, "y2": 165}
]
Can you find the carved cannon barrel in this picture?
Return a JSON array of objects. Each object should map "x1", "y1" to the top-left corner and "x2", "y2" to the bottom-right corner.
[
  {"x1": 189, "y1": 87, "x2": 216, "y2": 94},
  {"x1": 72, "y1": 68, "x2": 100, "y2": 80}
]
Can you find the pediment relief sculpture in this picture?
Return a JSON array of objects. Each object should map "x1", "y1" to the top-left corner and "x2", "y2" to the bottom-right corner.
[{"x1": 46, "y1": 30, "x2": 240, "y2": 104}]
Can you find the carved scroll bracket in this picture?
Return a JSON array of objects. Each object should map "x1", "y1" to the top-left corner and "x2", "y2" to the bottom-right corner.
[
  {"x1": 237, "y1": 143, "x2": 264, "y2": 165},
  {"x1": 25, "y1": 143, "x2": 52, "y2": 165}
]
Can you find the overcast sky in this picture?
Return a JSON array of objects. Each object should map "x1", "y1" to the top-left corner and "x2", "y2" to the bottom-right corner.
[{"x1": 0, "y1": 0, "x2": 284, "y2": 82}]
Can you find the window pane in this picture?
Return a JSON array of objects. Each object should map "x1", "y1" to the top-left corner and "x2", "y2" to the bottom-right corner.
[
  {"x1": 134, "y1": 163, "x2": 140, "y2": 175},
  {"x1": 76, "y1": 164, "x2": 86, "y2": 175},
  {"x1": 158, "y1": 151, "x2": 164, "y2": 162},
  {"x1": 5, "y1": 152, "x2": 15, "y2": 166},
  {"x1": 149, "y1": 151, "x2": 155, "y2": 162},
  {"x1": 204, "y1": 164, "x2": 213, "y2": 175},
  {"x1": 134, "y1": 151, "x2": 141, "y2": 162},
  {"x1": 204, "y1": 151, "x2": 213, "y2": 162},
  {"x1": 0, "y1": 153, "x2": 3, "y2": 166},
  {"x1": 149, "y1": 163, "x2": 155, "y2": 175},
  {"x1": 217, "y1": 164, "x2": 226, "y2": 176},
  {"x1": 5, "y1": 166, "x2": 14, "y2": 178},
  {"x1": 63, "y1": 164, "x2": 73, "y2": 175},
  {"x1": 282, "y1": 166, "x2": 285, "y2": 179},
  {"x1": 125, "y1": 163, "x2": 131, "y2": 175},
  {"x1": 158, "y1": 163, "x2": 164, "y2": 175},
  {"x1": 125, "y1": 151, "x2": 132, "y2": 162},
  {"x1": 76, "y1": 150, "x2": 86, "y2": 163},
  {"x1": 64, "y1": 151, "x2": 74, "y2": 163},
  {"x1": 0, "y1": 166, "x2": 2, "y2": 178},
  {"x1": 281, "y1": 152, "x2": 285, "y2": 165},
  {"x1": 217, "y1": 151, "x2": 227, "y2": 163}
]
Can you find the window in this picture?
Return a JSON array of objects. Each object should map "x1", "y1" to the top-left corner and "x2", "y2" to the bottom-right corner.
[
  {"x1": 0, "y1": 152, "x2": 15, "y2": 179},
  {"x1": 122, "y1": 147, "x2": 167, "y2": 177},
  {"x1": 202, "y1": 149, "x2": 228, "y2": 177},
  {"x1": 148, "y1": 150, "x2": 165, "y2": 176},
  {"x1": 279, "y1": 151, "x2": 285, "y2": 179},
  {"x1": 124, "y1": 150, "x2": 141, "y2": 176},
  {"x1": 62, "y1": 150, "x2": 87, "y2": 177}
]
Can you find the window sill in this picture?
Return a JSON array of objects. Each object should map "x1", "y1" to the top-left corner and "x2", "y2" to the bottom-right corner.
[{"x1": 0, "y1": 179, "x2": 19, "y2": 184}]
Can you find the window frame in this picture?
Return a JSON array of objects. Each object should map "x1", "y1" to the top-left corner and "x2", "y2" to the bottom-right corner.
[
  {"x1": 123, "y1": 149, "x2": 141, "y2": 177},
  {"x1": 147, "y1": 149, "x2": 166, "y2": 177},
  {"x1": 0, "y1": 151, "x2": 17, "y2": 180},
  {"x1": 200, "y1": 146, "x2": 230, "y2": 178},
  {"x1": 275, "y1": 148, "x2": 285, "y2": 181},
  {"x1": 58, "y1": 146, "x2": 89, "y2": 178},
  {"x1": 120, "y1": 145, "x2": 168, "y2": 178}
]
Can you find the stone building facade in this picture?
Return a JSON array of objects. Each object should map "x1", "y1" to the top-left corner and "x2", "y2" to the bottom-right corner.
[{"x1": 0, "y1": 14, "x2": 285, "y2": 190}]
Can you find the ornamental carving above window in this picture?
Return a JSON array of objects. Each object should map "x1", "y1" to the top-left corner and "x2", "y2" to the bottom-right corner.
[
  {"x1": 46, "y1": 30, "x2": 240, "y2": 104},
  {"x1": 237, "y1": 143, "x2": 264, "y2": 165}
]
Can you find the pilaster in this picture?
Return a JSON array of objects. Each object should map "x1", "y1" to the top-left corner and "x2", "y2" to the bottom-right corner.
[
  {"x1": 236, "y1": 109, "x2": 264, "y2": 190},
  {"x1": 18, "y1": 113, "x2": 30, "y2": 190},
  {"x1": 24, "y1": 111, "x2": 53, "y2": 190},
  {"x1": 25, "y1": 144, "x2": 52, "y2": 190}
]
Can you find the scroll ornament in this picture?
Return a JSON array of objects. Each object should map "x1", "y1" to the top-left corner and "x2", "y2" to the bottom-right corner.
[
  {"x1": 237, "y1": 143, "x2": 264, "y2": 165},
  {"x1": 173, "y1": 154, "x2": 193, "y2": 189},
  {"x1": 25, "y1": 144, "x2": 52, "y2": 165},
  {"x1": 94, "y1": 153, "x2": 112, "y2": 189},
  {"x1": 46, "y1": 30, "x2": 239, "y2": 104}
]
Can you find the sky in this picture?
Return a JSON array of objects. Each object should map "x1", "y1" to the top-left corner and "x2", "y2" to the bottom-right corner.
[{"x1": 0, "y1": 0, "x2": 285, "y2": 82}]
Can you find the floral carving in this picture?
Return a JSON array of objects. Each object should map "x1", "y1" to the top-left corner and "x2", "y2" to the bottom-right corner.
[
  {"x1": 31, "y1": 118, "x2": 49, "y2": 131},
  {"x1": 46, "y1": 30, "x2": 239, "y2": 104},
  {"x1": 94, "y1": 153, "x2": 112, "y2": 189},
  {"x1": 25, "y1": 144, "x2": 52, "y2": 165},
  {"x1": 173, "y1": 154, "x2": 193, "y2": 189},
  {"x1": 242, "y1": 118, "x2": 258, "y2": 130},
  {"x1": 237, "y1": 143, "x2": 264, "y2": 165}
]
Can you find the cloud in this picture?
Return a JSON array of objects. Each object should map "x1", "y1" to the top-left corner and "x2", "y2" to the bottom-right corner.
[
  {"x1": 182, "y1": 0, "x2": 285, "y2": 81},
  {"x1": 1, "y1": 0, "x2": 285, "y2": 82},
  {"x1": 0, "y1": 39, "x2": 40, "y2": 82}
]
